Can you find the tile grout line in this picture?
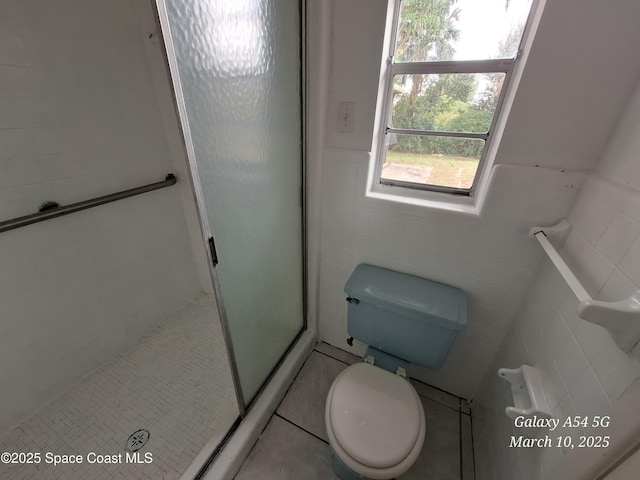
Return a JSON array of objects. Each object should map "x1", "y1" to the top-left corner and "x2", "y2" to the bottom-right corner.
[
  {"x1": 468, "y1": 409, "x2": 477, "y2": 480},
  {"x1": 312, "y1": 348, "x2": 352, "y2": 366},
  {"x1": 414, "y1": 392, "x2": 462, "y2": 414},
  {"x1": 459, "y1": 407, "x2": 463, "y2": 480},
  {"x1": 273, "y1": 413, "x2": 329, "y2": 446},
  {"x1": 412, "y1": 377, "x2": 466, "y2": 404}
]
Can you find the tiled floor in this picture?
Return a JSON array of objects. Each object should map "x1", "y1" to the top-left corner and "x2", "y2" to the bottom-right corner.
[
  {"x1": 0, "y1": 294, "x2": 238, "y2": 480},
  {"x1": 236, "y1": 342, "x2": 475, "y2": 480}
]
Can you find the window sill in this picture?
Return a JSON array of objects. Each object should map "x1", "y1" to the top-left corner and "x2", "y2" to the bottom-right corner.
[{"x1": 366, "y1": 180, "x2": 481, "y2": 216}]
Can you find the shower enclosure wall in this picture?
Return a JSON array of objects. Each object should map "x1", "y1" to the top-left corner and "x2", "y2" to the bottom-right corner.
[
  {"x1": 0, "y1": 0, "x2": 209, "y2": 432},
  {"x1": 0, "y1": 0, "x2": 306, "y2": 478}
]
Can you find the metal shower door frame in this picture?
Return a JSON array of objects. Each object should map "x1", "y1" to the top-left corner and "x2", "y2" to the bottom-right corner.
[{"x1": 152, "y1": 0, "x2": 308, "y2": 419}]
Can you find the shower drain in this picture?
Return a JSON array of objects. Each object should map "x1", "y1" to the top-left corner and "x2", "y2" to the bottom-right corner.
[{"x1": 126, "y1": 429, "x2": 150, "y2": 452}]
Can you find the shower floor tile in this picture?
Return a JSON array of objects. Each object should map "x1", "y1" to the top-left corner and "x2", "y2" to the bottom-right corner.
[
  {"x1": 0, "y1": 293, "x2": 238, "y2": 480},
  {"x1": 236, "y1": 342, "x2": 475, "y2": 480}
]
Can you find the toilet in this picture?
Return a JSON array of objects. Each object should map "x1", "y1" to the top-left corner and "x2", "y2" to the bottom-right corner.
[{"x1": 325, "y1": 264, "x2": 467, "y2": 480}]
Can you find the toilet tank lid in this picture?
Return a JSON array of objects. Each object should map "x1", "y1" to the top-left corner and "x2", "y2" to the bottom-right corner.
[{"x1": 344, "y1": 264, "x2": 467, "y2": 330}]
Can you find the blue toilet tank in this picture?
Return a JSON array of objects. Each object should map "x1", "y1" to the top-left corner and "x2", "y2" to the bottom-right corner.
[{"x1": 344, "y1": 264, "x2": 467, "y2": 370}]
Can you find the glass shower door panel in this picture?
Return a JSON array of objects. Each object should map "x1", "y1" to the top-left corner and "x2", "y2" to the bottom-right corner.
[{"x1": 164, "y1": 0, "x2": 304, "y2": 405}]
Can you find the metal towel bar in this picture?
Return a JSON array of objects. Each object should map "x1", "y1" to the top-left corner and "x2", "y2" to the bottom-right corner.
[{"x1": 0, "y1": 173, "x2": 177, "y2": 234}]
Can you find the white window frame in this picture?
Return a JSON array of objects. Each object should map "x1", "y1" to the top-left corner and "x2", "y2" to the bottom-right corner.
[{"x1": 373, "y1": 0, "x2": 532, "y2": 197}]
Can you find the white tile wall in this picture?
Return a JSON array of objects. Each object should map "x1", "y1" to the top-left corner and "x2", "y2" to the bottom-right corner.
[
  {"x1": 317, "y1": 148, "x2": 587, "y2": 398},
  {"x1": 0, "y1": 0, "x2": 203, "y2": 435},
  {"x1": 473, "y1": 143, "x2": 640, "y2": 479}
]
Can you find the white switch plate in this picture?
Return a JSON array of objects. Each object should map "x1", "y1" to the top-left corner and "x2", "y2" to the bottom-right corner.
[{"x1": 337, "y1": 102, "x2": 355, "y2": 132}]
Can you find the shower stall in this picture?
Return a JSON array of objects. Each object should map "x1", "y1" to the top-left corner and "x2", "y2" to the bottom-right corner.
[{"x1": 0, "y1": 0, "x2": 306, "y2": 479}]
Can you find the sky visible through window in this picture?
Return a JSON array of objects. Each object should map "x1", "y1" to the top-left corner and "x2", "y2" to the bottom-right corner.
[{"x1": 450, "y1": 0, "x2": 532, "y2": 60}]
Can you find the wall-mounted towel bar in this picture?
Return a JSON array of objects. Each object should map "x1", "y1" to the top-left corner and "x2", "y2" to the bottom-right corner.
[
  {"x1": 0, "y1": 174, "x2": 177, "y2": 234},
  {"x1": 529, "y1": 219, "x2": 640, "y2": 352}
]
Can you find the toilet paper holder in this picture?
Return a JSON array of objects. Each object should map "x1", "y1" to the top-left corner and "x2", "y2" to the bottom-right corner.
[{"x1": 498, "y1": 365, "x2": 552, "y2": 421}]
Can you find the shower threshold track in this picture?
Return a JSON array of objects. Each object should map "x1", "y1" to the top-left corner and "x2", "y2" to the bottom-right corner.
[{"x1": 0, "y1": 293, "x2": 238, "y2": 480}]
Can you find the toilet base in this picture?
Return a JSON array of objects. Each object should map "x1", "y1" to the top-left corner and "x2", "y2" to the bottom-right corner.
[{"x1": 332, "y1": 453, "x2": 377, "y2": 480}]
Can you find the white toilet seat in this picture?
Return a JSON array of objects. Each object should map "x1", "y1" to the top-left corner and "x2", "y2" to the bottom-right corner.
[{"x1": 325, "y1": 362, "x2": 426, "y2": 479}]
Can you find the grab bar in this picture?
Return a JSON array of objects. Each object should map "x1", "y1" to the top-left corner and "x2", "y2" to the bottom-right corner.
[
  {"x1": 530, "y1": 219, "x2": 640, "y2": 352},
  {"x1": 0, "y1": 173, "x2": 177, "y2": 234}
]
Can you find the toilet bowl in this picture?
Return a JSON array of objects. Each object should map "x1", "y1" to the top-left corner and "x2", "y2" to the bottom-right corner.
[
  {"x1": 325, "y1": 264, "x2": 467, "y2": 480},
  {"x1": 325, "y1": 362, "x2": 425, "y2": 480}
]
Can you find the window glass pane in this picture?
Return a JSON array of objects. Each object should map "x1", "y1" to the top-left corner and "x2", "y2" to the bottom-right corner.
[
  {"x1": 383, "y1": 133, "x2": 484, "y2": 189},
  {"x1": 391, "y1": 73, "x2": 505, "y2": 133},
  {"x1": 395, "y1": 0, "x2": 532, "y2": 62}
]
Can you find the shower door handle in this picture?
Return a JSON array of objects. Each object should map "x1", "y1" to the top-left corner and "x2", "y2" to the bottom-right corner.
[{"x1": 208, "y1": 236, "x2": 219, "y2": 266}]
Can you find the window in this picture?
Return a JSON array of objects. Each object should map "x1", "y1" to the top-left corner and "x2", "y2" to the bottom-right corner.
[{"x1": 376, "y1": 0, "x2": 534, "y2": 195}]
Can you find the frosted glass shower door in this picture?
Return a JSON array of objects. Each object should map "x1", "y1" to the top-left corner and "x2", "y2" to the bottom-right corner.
[{"x1": 159, "y1": 0, "x2": 304, "y2": 408}]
